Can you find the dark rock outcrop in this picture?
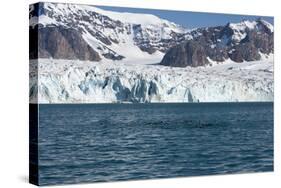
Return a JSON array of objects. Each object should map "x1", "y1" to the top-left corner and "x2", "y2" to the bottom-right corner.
[
  {"x1": 160, "y1": 41, "x2": 209, "y2": 67},
  {"x1": 161, "y1": 19, "x2": 274, "y2": 67},
  {"x1": 228, "y1": 43, "x2": 261, "y2": 62},
  {"x1": 30, "y1": 25, "x2": 101, "y2": 61}
]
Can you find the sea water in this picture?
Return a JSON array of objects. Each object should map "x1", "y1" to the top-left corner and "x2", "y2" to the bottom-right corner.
[{"x1": 38, "y1": 102, "x2": 273, "y2": 185}]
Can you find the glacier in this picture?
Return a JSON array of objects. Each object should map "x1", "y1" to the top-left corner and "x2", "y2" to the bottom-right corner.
[{"x1": 30, "y1": 56, "x2": 273, "y2": 103}]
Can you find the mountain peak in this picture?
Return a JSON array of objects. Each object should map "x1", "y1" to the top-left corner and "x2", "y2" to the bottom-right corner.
[
  {"x1": 226, "y1": 19, "x2": 273, "y2": 33},
  {"x1": 256, "y1": 18, "x2": 274, "y2": 33}
]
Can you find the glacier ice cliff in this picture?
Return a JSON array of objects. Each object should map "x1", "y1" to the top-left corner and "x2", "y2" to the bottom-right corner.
[{"x1": 30, "y1": 57, "x2": 273, "y2": 103}]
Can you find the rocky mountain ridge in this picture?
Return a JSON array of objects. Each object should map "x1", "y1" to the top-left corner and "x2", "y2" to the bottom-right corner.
[
  {"x1": 160, "y1": 19, "x2": 274, "y2": 67},
  {"x1": 29, "y1": 2, "x2": 274, "y2": 67}
]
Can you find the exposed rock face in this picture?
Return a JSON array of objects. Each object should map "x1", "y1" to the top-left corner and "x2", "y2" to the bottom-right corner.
[
  {"x1": 32, "y1": 25, "x2": 101, "y2": 61},
  {"x1": 160, "y1": 41, "x2": 209, "y2": 67},
  {"x1": 161, "y1": 19, "x2": 274, "y2": 67}
]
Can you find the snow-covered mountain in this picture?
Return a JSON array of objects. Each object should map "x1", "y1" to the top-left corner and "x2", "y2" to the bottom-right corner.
[
  {"x1": 29, "y1": 2, "x2": 273, "y2": 67},
  {"x1": 29, "y1": 2, "x2": 188, "y2": 62},
  {"x1": 161, "y1": 19, "x2": 274, "y2": 67}
]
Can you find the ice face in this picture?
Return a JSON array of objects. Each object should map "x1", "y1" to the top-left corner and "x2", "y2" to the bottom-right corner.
[{"x1": 30, "y1": 56, "x2": 274, "y2": 104}]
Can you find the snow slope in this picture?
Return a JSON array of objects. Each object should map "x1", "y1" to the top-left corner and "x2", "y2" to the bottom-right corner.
[{"x1": 30, "y1": 56, "x2": 274, "y2": 103}]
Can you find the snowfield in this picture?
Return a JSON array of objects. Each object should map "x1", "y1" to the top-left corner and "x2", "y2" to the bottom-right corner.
[{"x1": 30, "y1": 56, "x2": 273, "y2": 103}]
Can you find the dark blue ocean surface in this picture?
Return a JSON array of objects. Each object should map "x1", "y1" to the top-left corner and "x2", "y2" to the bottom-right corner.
[{"x1": 38, "y1": 103, "x2": 273, "y2": 185}]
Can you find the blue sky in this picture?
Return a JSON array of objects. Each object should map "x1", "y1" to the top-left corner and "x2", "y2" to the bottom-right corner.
[{"x1": 97, "y1": 5, "x2": 274, "y2": 29}]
